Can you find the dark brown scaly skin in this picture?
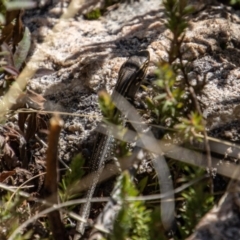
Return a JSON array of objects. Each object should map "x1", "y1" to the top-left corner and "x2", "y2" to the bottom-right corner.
[{"x1": 74, "y1": 50, "x2": 150, "y2": 240}]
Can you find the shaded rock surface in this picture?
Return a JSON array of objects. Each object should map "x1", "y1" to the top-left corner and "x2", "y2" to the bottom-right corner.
[{"x1": 187, "y1": 179, "x2": 240, "y2": 240}]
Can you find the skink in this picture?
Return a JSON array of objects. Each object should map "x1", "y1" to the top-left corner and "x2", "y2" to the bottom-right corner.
[{"x1": 74, "y1": 50, "x2": 150, "y2": 239}]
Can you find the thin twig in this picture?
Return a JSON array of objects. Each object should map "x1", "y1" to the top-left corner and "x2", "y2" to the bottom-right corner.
[{"x1": 43, "y1": 114, "x2": 67, "y2": 240}]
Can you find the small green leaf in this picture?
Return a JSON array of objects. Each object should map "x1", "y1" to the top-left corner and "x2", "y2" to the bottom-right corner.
[
  {"x1": 145, "y1": 96, "x2": 155, "y2": 110},
  {"x1": 13, "y1": 27, "x2": 31, "y2": 70},
  {"x1": 137, "y1": 176, "x2": 148, "y2": 193},
  {"x1": 154, "y1": 93, "x2": 167, "y2": 101},
  {"x1": 85, "y1": 8, "x2": 101, "y2": 20}
]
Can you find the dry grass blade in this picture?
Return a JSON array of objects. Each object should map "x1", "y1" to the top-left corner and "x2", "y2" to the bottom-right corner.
[
  {"x1": 94, "y1": 121, "x2": 240, "y2": 180},
  {"x1": 113, "y1": 91, "x2": 175, "y2": 231},
  {"x1": 62, "y1": 0, "x2": 94, "y2": 19},
  {"x1": 193, "y1": 135, "x2": 240, "y2": 160},
  {"x1": 13, "y1": 107, "x2": 240, "y2": 160},
  {"x1": 6, "y1": 171, "x2": 46, "y2": 209},
  {"x1": 0, "y1": 170, "x2": 16, "y2": 182}
]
